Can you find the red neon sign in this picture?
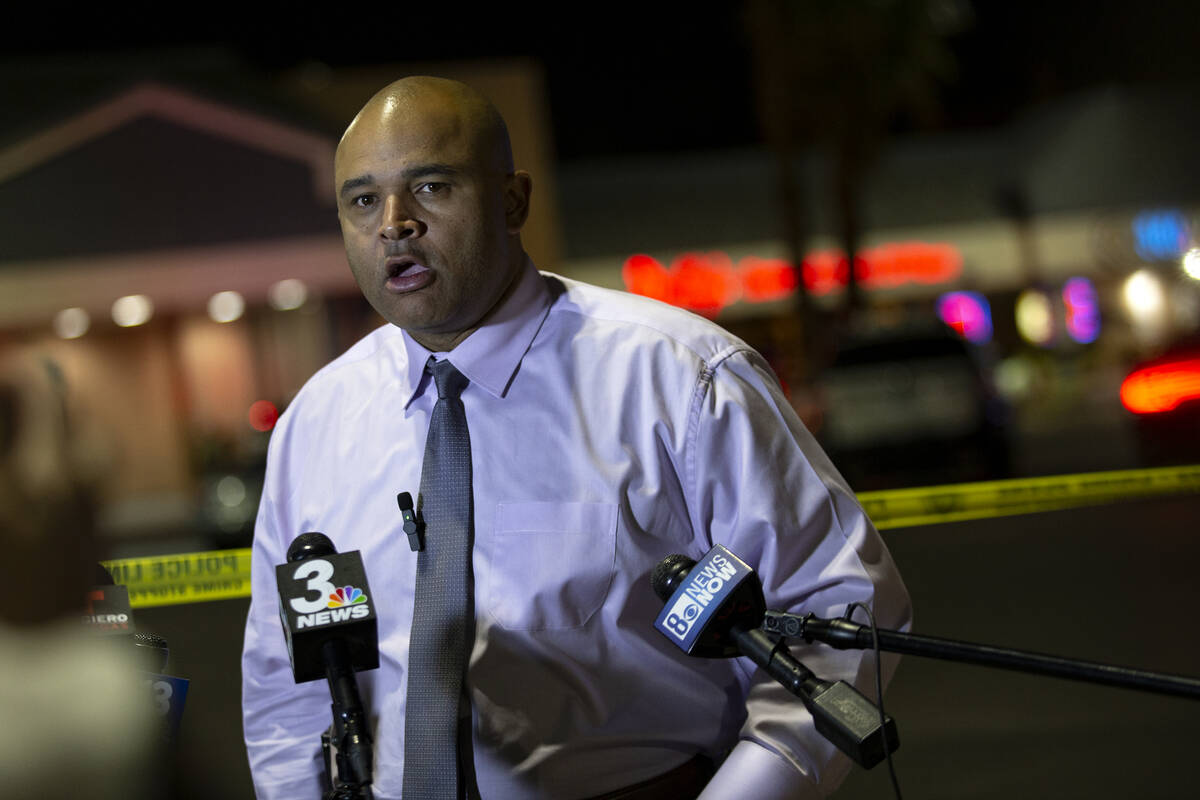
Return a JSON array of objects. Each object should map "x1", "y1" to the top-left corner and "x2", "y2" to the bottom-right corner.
[
  {"x1": 671, "y1": 252, "x2": 741, "y2": 314},
  {"x1": 624, "y1": 243, "x2": 961, "y2": 313},
  {"x1": 802, "y1": 243, "x2": 962, "y2": 295},
  {"x1": 740, "y1": 256, "x2": 799, "y2": 302}
]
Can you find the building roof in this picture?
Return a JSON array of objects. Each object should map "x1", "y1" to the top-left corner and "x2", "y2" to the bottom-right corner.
[{"x1": 0, "y1": 81, "x2": 338, "y2": 262}]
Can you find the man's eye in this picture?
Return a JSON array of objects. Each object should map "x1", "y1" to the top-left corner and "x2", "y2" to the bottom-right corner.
[
  {"x1": 352, "y1": 195, "x2": 377, "y2": 208},
  {"x1": 417, "y1": 182, "x2": 447, "y2": 195}
]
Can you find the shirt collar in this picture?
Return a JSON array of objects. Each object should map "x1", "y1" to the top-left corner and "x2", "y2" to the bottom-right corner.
[{"x1": 399, "y1": 259, "x2": 551, "y2": 407}]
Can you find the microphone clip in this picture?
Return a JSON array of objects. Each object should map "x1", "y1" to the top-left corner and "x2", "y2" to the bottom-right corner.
[{"x1": 397, "y1": 492, "x2": 423, "y2": 552}]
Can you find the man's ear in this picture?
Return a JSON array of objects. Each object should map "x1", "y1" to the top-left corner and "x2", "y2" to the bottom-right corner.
[{"x1": 505, "y1": 171, "x2": 533, "y2": 233}]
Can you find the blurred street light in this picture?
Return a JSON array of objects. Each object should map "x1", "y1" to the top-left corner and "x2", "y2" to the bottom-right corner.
[
  {"x1": 111, "y1": 295, "x2": 153, "y2": 327},
  {"x1": 1182, "y1": 248, "x2": 1200, "y2": 281},
  {"x1": 268, "y1": 279, "x2": 308, "y2": 311},
  {"x1": 1016, "y1": 288, "x2": 1055, "y2": 346},
  {"x1": 1123, "y1": 270, "x2": 1166, "y2": 320},
  {"x1": 53, "y1": 308, "x2": 90, "y2": 339},
  {"x1": 207, "y1": 291, "x2": 245, "y2": 323}
]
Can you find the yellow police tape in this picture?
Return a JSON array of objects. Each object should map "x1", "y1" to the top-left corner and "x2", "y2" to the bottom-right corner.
[
  {"x1": 861, "y1": 463, "x2": 1200, "y2": 530},
  {"x1": 104, "y1": 464, "x2": 1200, "y2": 609},
  {"x1": 104, "y1": 549, "x2": 253, "y2": 609}
]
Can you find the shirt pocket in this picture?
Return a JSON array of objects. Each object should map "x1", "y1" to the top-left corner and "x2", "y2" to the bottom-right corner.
[{"x1": 483, "y1": 501, "x2": 618, "y2": 631}]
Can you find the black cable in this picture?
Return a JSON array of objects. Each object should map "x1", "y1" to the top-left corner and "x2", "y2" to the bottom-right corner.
[{"x1": 846, "y1": 602, "x2": 904, "y2": 800}]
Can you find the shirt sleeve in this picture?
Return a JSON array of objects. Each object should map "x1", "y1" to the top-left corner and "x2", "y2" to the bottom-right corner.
[
  {"x1": 684, "y1": 347, "x2": 912, "y2": 798},
  {"x1": 241, "y1": 481, "x2": 332, "y2": 800}
]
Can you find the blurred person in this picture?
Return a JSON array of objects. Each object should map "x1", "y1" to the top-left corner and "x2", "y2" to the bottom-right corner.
[
  {"x1": 0, "y1": 350, "x2": 156, "y2": 800},
  {"x1": 241, "y1": 77, "x2": 910, "y2": 800}
]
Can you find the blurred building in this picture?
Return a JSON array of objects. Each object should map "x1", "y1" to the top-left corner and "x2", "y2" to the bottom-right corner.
[
  {"x1": 1, "y1": 54, "x2": 1197, "y2": 546},
  {"x1": 0, "y1": 60, "x2": 561, "y2": 549},
  {"x1": 562, "y1": 84, "x2": 1200, "y2": 320}
]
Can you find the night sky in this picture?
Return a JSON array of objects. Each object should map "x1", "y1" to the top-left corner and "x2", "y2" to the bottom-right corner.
[{"x1": 3, "y1": 2, "x2": 1197, "y2": 160}]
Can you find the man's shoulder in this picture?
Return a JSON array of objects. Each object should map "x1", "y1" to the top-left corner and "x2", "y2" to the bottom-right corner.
[
  {"x1": 541, "y1": 272, "x2": 750, "y2": 366},
  {"x1": 285, "y1": 323, "x2": 402, "y2": 414}
]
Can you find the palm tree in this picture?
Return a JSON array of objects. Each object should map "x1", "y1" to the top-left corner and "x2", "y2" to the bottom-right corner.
[{"x1": 747, "y1": 0, "x2": 958, "y2": 370}]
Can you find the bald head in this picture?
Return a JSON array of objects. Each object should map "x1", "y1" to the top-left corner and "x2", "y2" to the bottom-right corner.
[{"x1": 337, "y1": 76, "x2": 513, "y2": 184}]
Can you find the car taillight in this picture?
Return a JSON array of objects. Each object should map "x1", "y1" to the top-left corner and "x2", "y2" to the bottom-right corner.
[{"x1": 1121, "y1": 359, "x2": 1200, "y2": 414}]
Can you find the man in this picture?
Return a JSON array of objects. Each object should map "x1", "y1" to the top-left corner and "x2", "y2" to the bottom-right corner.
[{"x1": 242, "y1": 76, "x2": 911, "y2": 799}]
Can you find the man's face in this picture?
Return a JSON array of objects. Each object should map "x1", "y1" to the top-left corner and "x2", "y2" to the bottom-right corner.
[{"x1": 334, "y1": 95, "x2": 528, "y2": 351}]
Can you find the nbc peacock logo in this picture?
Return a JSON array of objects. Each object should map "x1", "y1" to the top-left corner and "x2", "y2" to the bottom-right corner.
[
  {"x1": 295, "y1": 585, "x2": 372, "y2": 629},
  {"x1": 327, "y1": 586, "x2": 368, "y2": 608}
]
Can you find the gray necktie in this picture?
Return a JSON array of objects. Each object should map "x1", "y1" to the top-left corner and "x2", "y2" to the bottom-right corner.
[{"x1": 404, "y1": 358, "x2": 477, "y2": 800}]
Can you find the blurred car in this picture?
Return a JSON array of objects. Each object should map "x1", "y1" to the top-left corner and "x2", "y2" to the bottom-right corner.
[
  {"x1": 1120, "y1": 334, "x2": 1200, "y2": 466},
  {"x1": 814, "y1": 324, "x2": 1012, "y2": 491}
]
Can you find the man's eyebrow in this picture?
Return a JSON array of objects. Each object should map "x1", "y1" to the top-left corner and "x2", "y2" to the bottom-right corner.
[
  {"x1": 339, "y1": 175, "x2": 376, "y2": 198},
  {"x1": 339, "y1": 165, "x2": 463, "y2": 199}
]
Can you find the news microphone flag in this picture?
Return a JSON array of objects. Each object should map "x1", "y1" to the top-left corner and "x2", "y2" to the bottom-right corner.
[
  {"x1": 276, "y1": 534, "x2": 379, "y2": 684},
  {"x1": 142, "y1": 672, "x2": 189, "y2": 742},
  {"x1": 653, "y1": 544, "x2": 764, "y2": 657},
  {"x1": 82, "y1": 583, "x2": 136, "y2": 635}
]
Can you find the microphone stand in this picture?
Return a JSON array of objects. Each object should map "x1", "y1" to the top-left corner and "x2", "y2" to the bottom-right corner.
[
  {"x1": 732, "y1": 625, "x2": 899, "y2": 768},
  {"x1": 322, "y1": 639, "x2": 375, "y2": 800},
  {"x1": 764, "y1": 610, "x2": 1200, "y2": 700}
]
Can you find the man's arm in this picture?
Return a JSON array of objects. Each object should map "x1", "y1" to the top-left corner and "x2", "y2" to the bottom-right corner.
[
  {"x1": 241, "y1": 486, "x2": 334, "y2": 799},
  {"x1": 684, "y1": 347, "x2": 912, "y2": 798}
]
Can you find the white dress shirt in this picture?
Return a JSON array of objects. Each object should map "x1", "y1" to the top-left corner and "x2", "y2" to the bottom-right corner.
[{"x1": 242, "y1": 261, "x2": 911, "y2": 799}]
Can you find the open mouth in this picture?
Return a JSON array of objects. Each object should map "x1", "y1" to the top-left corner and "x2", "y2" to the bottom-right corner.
[
  {"x1": 386, "y1": 256, "x2": 427, "y2": 278},
  {"x1": 384, "y1": 256, "x2": 433, "y2": 292}
]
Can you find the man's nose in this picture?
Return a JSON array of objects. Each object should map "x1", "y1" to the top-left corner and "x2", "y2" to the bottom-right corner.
[{"x1": 379, "y1": 195, "x2": 425, "y2": 240}]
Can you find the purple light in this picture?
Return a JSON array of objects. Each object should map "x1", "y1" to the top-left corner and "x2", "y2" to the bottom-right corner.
[
  {"x1": 1063, "y1": 277, "x2": 1101, "y2": 344},
  {"x1": 937, "y1": 291, "x2": 993, "y2": 344}
]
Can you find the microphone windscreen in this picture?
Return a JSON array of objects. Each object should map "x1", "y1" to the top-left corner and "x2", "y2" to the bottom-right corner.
[
  {"x1": 651, "y1": 554, "x2": 696, "y2": 602},
  {"x1": 287, "y1": 531, "x2": 337, "y2": 563},
  {"x1": 134, "y1": 632, "x2": 170, "y2": 673}
]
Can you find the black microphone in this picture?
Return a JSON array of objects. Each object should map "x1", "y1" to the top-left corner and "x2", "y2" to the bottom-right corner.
[
  {"x1": 651, "y1": 545, "x2": 899, "y2": 769},
  {"x1": 90, "y1": 564, "x2": 190, "y2": 742},
  {"x1": 134, "y1": 632, "x2": 170, "y2": 673},
  {"x1": 135, "y1": 633, "x2": 191, "y2": 744},
  {"x1": 277, "y1": 532, "x2": 377, "y2": 797},
  {"x1": 397, "y1": 492, "x2": 422, "y2": 552}
]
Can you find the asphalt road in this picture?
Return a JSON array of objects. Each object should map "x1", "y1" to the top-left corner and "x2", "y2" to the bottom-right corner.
[{"x1": 137, "y1": 493, "x2": 1200, "y2": 799}]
